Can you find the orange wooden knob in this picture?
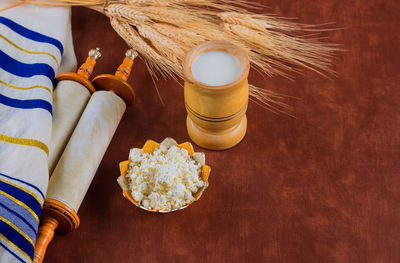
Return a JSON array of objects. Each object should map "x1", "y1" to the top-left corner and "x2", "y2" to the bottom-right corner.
[
  {"x1": 54, "y1": 48, "x2": 101, "y2": 94},
  {"x1": 115, "y1": 57, "x2": 134, "y2": 81},
  {"x1": 33, "y1": 217, "x2": 58, "y2": 263},
  {"x1": 77, "y1": 57, "x2": 97, "y2": 80},
  {"x1": 33, "y1": 199, "x2": 79, "y2": 263},
  {"x1": 92, "y1": 49, "x2": 137, "y2": 106}
]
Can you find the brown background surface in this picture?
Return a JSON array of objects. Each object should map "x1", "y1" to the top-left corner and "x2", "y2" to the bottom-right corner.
[{"x1": 45, "y1": 0, "x2": 400, "y2": 262}]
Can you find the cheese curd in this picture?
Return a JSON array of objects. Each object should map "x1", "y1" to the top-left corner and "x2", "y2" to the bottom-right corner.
[{"x1": 126, "y1": 142, "x2": 204, "y2": 211}]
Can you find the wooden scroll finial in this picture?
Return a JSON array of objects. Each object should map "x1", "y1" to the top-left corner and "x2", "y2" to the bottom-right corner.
[
  {"x1": 33, "y1": 199, "x2": 79, "y2": 263},
  {"x1": 55, "y1": 48, "x2": 102, "y2": 93},
  {"x1": 92, "y1": 49, "x2": 138, "y2": 106},
  {"x1": 76, "y1": 47, "x2": 102, "y2": 80},
  {"x1": 115, "y1": 49, "x2": 137, "y2": 81}
]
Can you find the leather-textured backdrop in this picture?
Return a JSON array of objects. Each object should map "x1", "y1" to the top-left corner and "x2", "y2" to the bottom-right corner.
[{"x1": 45, "y1": 1, "x2": 400, "y2": 262}]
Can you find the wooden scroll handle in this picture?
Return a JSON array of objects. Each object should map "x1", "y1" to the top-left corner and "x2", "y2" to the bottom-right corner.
[
  {"x1": 33, "y1": 199, "x2": 80, "y2": 263},
  {"x1": 92, "y1": 49, "x2": 137, "y2": 106},
  {"x1": 77, "y1": 48, "x2": 101, "y2": 79},
  {"x1": 33, "y1": 217, "x2": 59, "y2": 263},
  {"x1": 115, "y1": 49, "x2": 138, "y2": 81},
  {"x1": 55, "y1": 48, "x2": 101, "y2": 93}
]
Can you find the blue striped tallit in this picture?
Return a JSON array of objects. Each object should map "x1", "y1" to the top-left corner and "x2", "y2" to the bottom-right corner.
[{"x1": 0, "y1": 1, "x2": 77, "y2": 262}]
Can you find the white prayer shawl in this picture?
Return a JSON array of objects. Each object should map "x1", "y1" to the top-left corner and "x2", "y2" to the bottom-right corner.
[{"x1": 0, "y1": 2, "x2": 76, "y2": 262}]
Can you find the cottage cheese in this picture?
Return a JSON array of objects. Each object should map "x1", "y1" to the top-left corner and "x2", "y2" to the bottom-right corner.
[{"x1": 125, "y1": 140, "x2": 205, "y2": 211}]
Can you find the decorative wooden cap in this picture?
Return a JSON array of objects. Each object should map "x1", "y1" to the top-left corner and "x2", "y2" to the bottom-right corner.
[
  {"x1": 42, "y1": 198, "x2": 80, "y2": 232},
  {"x1": 55, "y1": 48, "x2": 102, "y2": 93},
  {"x1": 33, "y1": 199, "x2": 79, "y2": 263},
  {"x1": 92, "y1": 49, "x2": 137, "y2": 106}
]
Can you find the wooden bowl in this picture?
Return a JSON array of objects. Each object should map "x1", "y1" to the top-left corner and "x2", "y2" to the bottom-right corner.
[{"x1": 118, "y1": 139, "x2": 211, "y2": 213}]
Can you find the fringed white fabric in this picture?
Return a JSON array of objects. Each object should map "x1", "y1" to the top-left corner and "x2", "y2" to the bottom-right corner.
[{"x1": 0, "y1": 2, "x2": 76, "y2": 262}]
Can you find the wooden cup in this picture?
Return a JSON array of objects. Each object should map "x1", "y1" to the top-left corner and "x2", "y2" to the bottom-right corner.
[{"x1": 183, "y1": 41, "x2": 250, "y2": 150}]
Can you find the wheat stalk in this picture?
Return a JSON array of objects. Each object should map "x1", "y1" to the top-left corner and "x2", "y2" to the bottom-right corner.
[
  {"x1": 248, "y1": 84, "x2": 295, "y2": 116},
  {"x1": 105, "y1": 4, "x2": 149, "y2": 24},
  {"x1": 219, "y1": 12, "x2": 274, "y2": 30},
  {"x1": 152, "y1": 23, "x2": 204, "y2": 48},
  {"x1": 137, "y1": 24, "x2": 185, "y2": 67},
  {"x1": 126, "y1": 0, "x2": 211, "y2": 6},
  {"x1": 10, "y1": 0, "x2": 339, "y2": 113},
  {"x1": 110, "y1": 18, "x2": 177, "y2": 79}
]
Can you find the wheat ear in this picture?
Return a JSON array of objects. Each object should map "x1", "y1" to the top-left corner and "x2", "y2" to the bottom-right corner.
[
  {"x1": 136, "y1": 24, "x2": 185, "y2": 68},
  {"x1": 105, "y1": 4, "x2": 149, "y2": 25},
  {"x1": 110, "y1": 18, "x2": 177, "y2": 79},
  {"x1": 152, "y1": 24, "x2": 205, "y2": 49}
]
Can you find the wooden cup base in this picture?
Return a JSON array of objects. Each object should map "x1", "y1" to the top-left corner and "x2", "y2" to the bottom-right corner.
[{"x1": 186, "y1": 115, "x2": 247, "y2": 150}]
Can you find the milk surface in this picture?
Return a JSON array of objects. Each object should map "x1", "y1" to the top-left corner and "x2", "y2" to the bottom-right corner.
[{"x1": 191, "y1": 51, "x2": 241, "y2": 86}]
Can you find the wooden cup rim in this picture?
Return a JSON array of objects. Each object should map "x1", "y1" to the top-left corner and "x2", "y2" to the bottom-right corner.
[{"x1": 183, "y1": 41, "x2": 250, "y2": 91}]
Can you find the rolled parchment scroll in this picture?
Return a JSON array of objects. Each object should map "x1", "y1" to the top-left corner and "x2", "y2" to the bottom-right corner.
[
  {"x1": 48, "y1": 48, "x2": 101, "y2": 173},
  {"x1": 33, "y1": 50, "x2": 137, "y2": 263},
  {"x1": 47, "y1": 90, "x2": 126, "y2": 211}
]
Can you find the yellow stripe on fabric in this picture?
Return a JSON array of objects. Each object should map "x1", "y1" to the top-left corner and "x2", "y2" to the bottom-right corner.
[
  {"x1": 0, "y1": 232, "x2": 31, "y2": 262},
  {"x1": 0, "y1": 79, "x2": 52, "y2": 94},
  {"x1": 0, "y1": 215, "x2": 34, "y2": 247},
  {"x1": 0, "y1": 33, "x2": 59, "y2": 67},
  {"x1": 0, "y1": 178, "x2": 42, "y2": 206},
  {"x1": 0, "y1": 134, "x2": 49, "y2": 156},
  {"x1": 0, "y1": 190, "x2": 39, "y2": 223}
]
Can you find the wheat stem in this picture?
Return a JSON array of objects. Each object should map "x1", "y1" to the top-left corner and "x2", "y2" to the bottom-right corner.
[{"x1": 12, "y1": 0, "x2": 339, "y2": 114}]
